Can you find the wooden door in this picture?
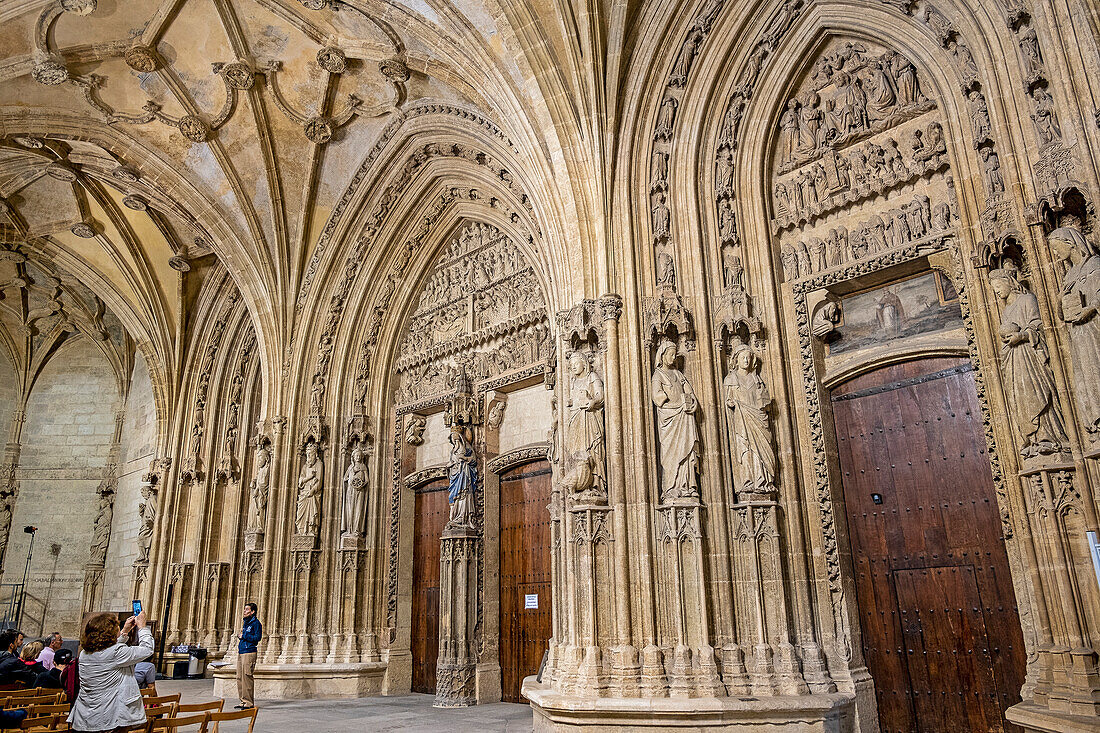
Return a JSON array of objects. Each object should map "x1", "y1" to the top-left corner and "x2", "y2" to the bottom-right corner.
[
  {"x1": 412, "y1": 480, "x2": 448, "y2": 695},
  {"x1": 831, "y1": 356, "x2": 1025, "y2": 733},
  {"x1": 499, "y1": 460, "x2": 553, "y2": 703}
]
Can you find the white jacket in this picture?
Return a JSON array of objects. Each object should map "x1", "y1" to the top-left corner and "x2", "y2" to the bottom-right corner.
[{"x1": 67, "y1": 628, "x2": 154, "y2": 731}]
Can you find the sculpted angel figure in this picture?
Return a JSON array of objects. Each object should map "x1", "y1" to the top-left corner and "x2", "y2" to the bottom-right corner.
[
  {"x1": 446, "y1": 427, "x2": 478, "y2": 530},
  {"x1": 990, "y1": 267, "x2": 1068, "y2": 457},
  {"x1": 246, "y1": 444, "x2": 270, "y2": 534},
  {"x1": 724, "y1": 344, "x2": 777, "y2": 496},
  {"x1": 565, "y1": 351, "x2": 606, "y2": 496},
  {"x1": 651, "y1": 340, "x2": 700, "y2": 502},
  {"x1": 294, "y1": 442, "x2": 323, "y2": 535},
  {"x1": 1048, "y1": 225, "x2": 1100, "y2": 439},
  {"x1": 341, "y1": 446, "x2": 369, "y2": 537}
]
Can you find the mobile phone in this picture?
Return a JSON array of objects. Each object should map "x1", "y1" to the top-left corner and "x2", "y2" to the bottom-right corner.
[{"x1": 132, "y1": 600, "x2": 142, "y2": 616}]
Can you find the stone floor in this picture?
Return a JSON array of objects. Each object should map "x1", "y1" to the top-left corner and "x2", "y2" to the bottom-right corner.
[{"x1": 158, "y1": 679, "x2": 535, "y2": 732}]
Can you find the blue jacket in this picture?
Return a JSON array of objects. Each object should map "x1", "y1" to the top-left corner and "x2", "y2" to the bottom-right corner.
[{"x1": 238, "y1": 617, "x2": 262, "y2": 654}]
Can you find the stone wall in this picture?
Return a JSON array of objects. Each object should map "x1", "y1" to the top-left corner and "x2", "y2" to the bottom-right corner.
[
  {"x1": 3, "y1": 339, "x2": 119, "y2": 637},
  {"x1": 102, "y1": 354, "x2": 156, "y2": 611}
]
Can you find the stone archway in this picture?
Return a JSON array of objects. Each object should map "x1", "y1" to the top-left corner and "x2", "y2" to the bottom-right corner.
[{"x1": 390, "y1": 221, "x2": 555, "y2": 705}]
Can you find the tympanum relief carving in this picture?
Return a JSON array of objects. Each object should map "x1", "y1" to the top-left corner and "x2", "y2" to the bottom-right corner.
[
  {"x1": 772, "y1": 40, "x2": 958, "y2": 284},
  {"x1": 394, "y1": 224, "x2": 551, "y2": 408}
]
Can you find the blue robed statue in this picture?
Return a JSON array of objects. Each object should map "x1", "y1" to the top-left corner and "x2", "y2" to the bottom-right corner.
[{"x1": 446, "y1": 426, "x2": 477, "y2": 530}]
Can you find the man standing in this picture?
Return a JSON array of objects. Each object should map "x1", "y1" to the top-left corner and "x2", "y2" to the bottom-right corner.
[
  {"x1": 37, "y1": 633, "x2": 62, "y2": 670},
  {"x1": 235, "y1": 602, "x2": 261, "y2": 709}
]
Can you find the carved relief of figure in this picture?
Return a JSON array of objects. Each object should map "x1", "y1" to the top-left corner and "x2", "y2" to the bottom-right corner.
[
  {"x1": 718, "y1": 198, "x2": 738, "y2": 244},
  {"x1": 486, "y1": 400, "x2": 506, "y2": 429},
  {"x1": 89, "y1": 492, "x2": 113, "y2": 566},
  {"x1": 716, "y1": 150, "x2": 735, "y2": 197},
  {"x1": 294, "y1": 442, "x2": 323, "y2": 535},
  {"x1": 926, "y1": 121, "x2": 947, "y2": 158},
  {"x1": 446, "y1": 427, "x2": 478, "y2": 530},
  {"x1": 809, "y1": 237, "x2": 826, "y2": 271},
  {"x1": 405, "y1": 414, "x2": 427, "y2": 445},
  {"x1": 932, "y1": 202, "x2": 952, "y2": 231},
  {"x1": 724, "y1": 344, "x2": 776, "y2": 496},
  {"x1": 136, "y1": 482, "x2": 158, "y2": 564},
  {"x1": 565, "y1": 351, "x2": 606, "y2": 495},
  {"x1": 981, "y1": 147, "x2": 1004, "y2": 195},
  {"x1": 780, "y1": 243, "x2": 797, "y2": 279},
  {"x1": 0, "y1": 488, "x2": 13, "y2": 567},
  {"x1": 949, "y1": 40, "x2": 978, "y2": 86},
  {"x1": 651, "y1": 150, "x2": 669, "y2": 191},
  {"x1": 657, "y1": 249, "x2": 677, "y2": 289},
  {"x1": 247, "y1": 444, "x2": 270, "y2": 534},
  {"x1": 990, "y1": 267, "x2": 1068, "y2": 457},
  {"x1": 651, "y1": 340, "x2": 699, "y2": 502},
  {"x1": 341, "y1": 446, "x2": 368, "y2": 537},
  {"x1": 796, "y1": 240, "x2": 812, "y2": 275},
  {"x1": 670, "y1": 29, "x2": 701, "y2": 86},
  {"x1": 778, "y1": 99, "x2": 801, "y2": 163},
  {"x1": 1031, "y1": 87, "x2": 1060, "y2": 145},
  {"x1": 655, "y1": 95, "x2": 678, "y2": 140},
  {"x1": 1048, "y1": 226, "x2": 1100, "y2": 439},
  {"x1": 834, "y1": 71, "x2": 868, "y2": 134},
  {"x1": 1018, "y1": 26, "x2": 1043, "y2": 79},
  {"x1": 723, "y1": 247, "x2": 744, "y2": 290},
  {"x1": 652, "y1": 193, "x2": 671, "y2": 239},
  {"x1": 968, "y1": 90, "x2": 991, "y2": 145},
  {"x1": 797, "y1": 92, "x2": 824, "y2": 153},
  {"x1": 865, "y1": 56, "x2": 896, "y2": 120},
  {"x1": 891, "y1": 53, "x2": 922, "y2": 105},
  {"x1": 309, "y1": 374, "x2": 325, "y2": 414}
]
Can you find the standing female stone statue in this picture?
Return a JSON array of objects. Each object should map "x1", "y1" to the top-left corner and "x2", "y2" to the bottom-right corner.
[
  {"x1": 341, "y1": 446, "x2": 369, "y2": 538},
  {"x1": 651, "y1": 340, "x2": 700, "y2": 502},
  {"x1": 446, "y1": 427, "x2": 478, "y2": 530},
  {"x1": 565, "y1": 351, "x2": 606, "y2": 496},
  {"x1": 136, "y1": 482, "x2": 158, "y2": 564},
  {"x1": 989, "y1": 267, "x2": 1068, "y2": 457},
  {"x1": 294, "y1": 442, "x2": 323, "y2": 535},
  {"x1": 246, "y1": 444, "x2": 270, "y2": 534},
  {"x1": 1048, "y1": 226, "x2": 1100, "y2": 440},
  {"x1": 723, "y1": 344, "x2": 777, "y2": 497},
  {"x1": 89, "y1": 492, "x2": 113, "y2": 566}
]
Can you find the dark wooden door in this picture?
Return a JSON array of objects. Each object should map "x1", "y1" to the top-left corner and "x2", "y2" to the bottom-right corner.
[
  {"x1": 499, "y1": 460, "x2": 553, "y2": 703},
  {"x1": 831, "y1": 356, "x2": 1025, "y2": 733},
  {"x1": 412, "y1": 480, "x2": 448, "y2": 695}
]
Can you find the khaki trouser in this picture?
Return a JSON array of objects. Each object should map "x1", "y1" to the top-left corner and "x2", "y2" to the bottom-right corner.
[{"x1": 236, "y1": 651, "x2": 257, "y2": 707}]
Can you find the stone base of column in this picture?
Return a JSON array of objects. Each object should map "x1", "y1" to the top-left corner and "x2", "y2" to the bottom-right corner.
[
  {"x1": 523, "y1": 678, "x2": 854, "y2": 732},
  {"x1": 1007, "y1": 703, "x2": 1100, "y2": 733},
  {"x1": 211, "y1": 661, "x2": 386, "y2": 700}
]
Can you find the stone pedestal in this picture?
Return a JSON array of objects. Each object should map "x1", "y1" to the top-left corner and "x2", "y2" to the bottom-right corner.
[
  {"x1": 434, "y1": 527, "x2": 479, "y2": 707},
  {"x1": 523, "y1": 678, "x2": 854, "y2": 731},
  {"x1": 212, "y1": 661, "x2": 387, "y2": 700}
]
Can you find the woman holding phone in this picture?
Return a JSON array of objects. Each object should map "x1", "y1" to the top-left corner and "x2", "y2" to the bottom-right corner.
[{"x1": 68, "y1": 608, "x2": 154, "y2": 732}]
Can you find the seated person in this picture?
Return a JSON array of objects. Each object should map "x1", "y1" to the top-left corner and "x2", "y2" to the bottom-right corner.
[
  {"x1": 34, "y1": 648, "x2": 73, "y2": 689},
  {"x1": 134, "y1": 660, "x2": 156, "y2": 689},
  {"x1": 0, "y1": 629, "x2": 34, "y2": 688},
  {"x1": 20, "y1": 642, "x2": 45, "y2": 678}
]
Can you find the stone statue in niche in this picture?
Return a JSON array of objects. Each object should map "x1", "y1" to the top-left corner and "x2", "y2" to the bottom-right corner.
[
  {"x1": 1018, "y1": 25, "x2": 1043, "y2": 80},
  {"x1": 309, "y1": 374, "x2": 325, "y2": 414},
  {"x1": 655, "y1": 95, "x2": 678, "y2": 140},
  {"x1": 294, "y1": 442, "x2": 323, "y2": 535},
  {"x1": 89, "y1": 491, "x2": 113, "y2": 566},
  {"x1": 445, "y1": 426, "x2": 477, "y2": 531},
  {"x1": 341, "y1": 446, "x2": 368, "y2": 538},
  {"x1": 723, "y1": 344, "x2": 777, "y2": 496},
  {"x1": 653, "y1": 193, "x2": 671, "y2": 239},
  {"x1": 136, "y1": 482, "x2": 158, "y2": 564},
  {"x1": 651, "y1": 340, "x2": 700, "y2": 502},
  {"x1": 246, "y1": 443, "x2": 270, "y2": 534},
  {"x1": 404, "y1": 414, "x2": 426, "y2": 445},
  {"x1": 981, "y1": 147, "x2": 1004, "y2": 195},
  {"x1": 0, "y1": 487, "x2": 13, "y2": 566},
  {"x1": 968, "y1": 90, "x2": 992, "y2": 146},
  {"x1": 565, "y1": 351, "x2": 606, "y2": 497},
  {"x1": 1048, "y1": 226, "x2": 1100, "y2": 440},
  {"x1": 989, "y1": 266, "x2": 1068, "y2": 457},
  {"x1": 1031, "y1": 87, "x2": 1060, "y2": 145}
]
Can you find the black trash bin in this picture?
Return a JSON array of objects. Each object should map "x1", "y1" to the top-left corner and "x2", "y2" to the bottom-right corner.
[
  {"x1": 171, "y1": 660, "x2": 189, "y2": 679},
  {"x1": 187, "y1": 647, "x2": 208, "y2": 679}
]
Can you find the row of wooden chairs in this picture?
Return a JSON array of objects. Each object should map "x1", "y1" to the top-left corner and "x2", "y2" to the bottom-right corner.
[{"x1": 2, "y1": 691, "x2": 64, "y2": 710}]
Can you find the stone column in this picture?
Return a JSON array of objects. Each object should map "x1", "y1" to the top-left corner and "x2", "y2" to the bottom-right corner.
[{"x1": 435, "y1": 527, "x2": 479, "y2": 707}]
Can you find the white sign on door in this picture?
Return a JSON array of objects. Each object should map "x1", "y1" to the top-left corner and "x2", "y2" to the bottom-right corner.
[{"x1": 524, "y1": 593, "x2": 538, "y2": 609}]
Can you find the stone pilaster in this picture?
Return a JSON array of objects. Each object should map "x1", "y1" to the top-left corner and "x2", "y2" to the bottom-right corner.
[{"x1": 435, "y1": 528, "x2": 479, "y2": 707}]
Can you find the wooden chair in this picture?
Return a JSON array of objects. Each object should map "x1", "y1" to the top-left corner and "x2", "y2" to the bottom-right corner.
[
  {"x1": 16, "y1": 713, "x2": 63, "y2": 731},
  {"x1": 140, "y1": 685, "x2": 160, "y2": 698},
  {"x1": 143, "y1": 714, "x2": 208, "y2": 733},
  {"x1": 2, "y1": 689, "x2": 43, "y2": 699},
  {"x1": 143, "y1": 704, "x2": 177, "y2": 722},
  {"x1": 205, "y1": 707, "x2": 257, "y2": 733},
  {"x1": 175, "y1": 701, "x2": 223, "y2": 715},
  {"x1": 143, "y1": 694, "x2": 181, "y2": 709},
  {"x1": 5, "y1": 696, "x2": 59, "y2": 711}
]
